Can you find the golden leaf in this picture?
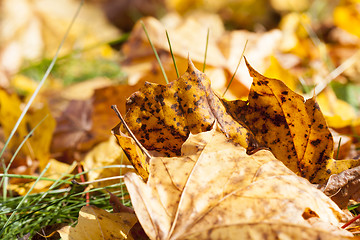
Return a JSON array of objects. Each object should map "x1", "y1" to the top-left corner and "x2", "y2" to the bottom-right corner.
[
  {"x1": 222, "y1": 58, "x2": 360, "y2": 183},
  {"x1": 58, "y1": 205, "x2": 138, "y2": 240},
  {"x1": 119, "y1": 58, "x2": 259, "y2": 158},
  {"x1": 0, "y1": 89, "x2": 55, "y2": 170},
  {"x1": 112, "y1": 123, "x2": 149, "y2": 181},
  {"x1": 125, "y1": 127, "x2": 353, "y2": 240}
]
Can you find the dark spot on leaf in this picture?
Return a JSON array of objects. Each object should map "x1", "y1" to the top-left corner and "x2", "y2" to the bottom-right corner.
[
  {"x1": 282, "y1": 91, "x2": 288, "y2": 95},
  {"x1": 272, "y1": 114, "x2": 286, "y2": 127},
  {"x1": 171, "y1": 104, "x2": 178, "y2": 110},
  {"x1": 318, "y1": 124, "x2": 324, "y2": 129},
  {"x1": 326, "y1": 169, "x2": 331, "y2": 174},
  {"x1": 157, "y1": 137, "x2": 165, "y2": 143},
  {"x1": 311, "y1": 139, "x2": 321, "y2": 146},
  {"x1": 252, "y1": 92, "x2": 260, "y2": 99},
  {"x1": 136, "y1": 118, "x2": 141, "y2": 123}
]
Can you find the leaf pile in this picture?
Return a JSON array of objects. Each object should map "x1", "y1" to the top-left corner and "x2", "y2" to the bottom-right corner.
[
  {"x1": 4, "y1": 1, "x2": 360, "y2": 239},
  {"x1": 115, "y1": 59, "x2": 360, "y2": 185}
]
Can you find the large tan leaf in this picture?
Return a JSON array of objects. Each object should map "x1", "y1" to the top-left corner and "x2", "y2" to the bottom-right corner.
[{"x1": 124, "y1": 127, "x2": 353, "y2": 240}]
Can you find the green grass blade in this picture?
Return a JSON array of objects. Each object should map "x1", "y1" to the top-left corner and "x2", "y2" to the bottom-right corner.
[
  {"x1": 0, "y1": 173, "x2": 73, "y2": 184},
  {"x1": 203, "y1": 28, "x2": 210, "y2": 73},
  {"x1": 222, "y1": 40, "x2": 248, "y2": 97},
  {"x1": 166, "y1": 30, "x2": 179, "y2": 78},
  {"x1": 336, "y1": 137, "x2": 342, "y2": 160},
  {"x1": 0, "y1": 0, "x2": 84, "y2": 162},
  {"x1": 141, "y1": 21, "x2": 169, "y2": 84},
  {"x1": 1, "y1": 115, "x2": 48, "y2": 201},
  {"x1": 0, "y1": 162, "x2": 51, "y2": 236}
]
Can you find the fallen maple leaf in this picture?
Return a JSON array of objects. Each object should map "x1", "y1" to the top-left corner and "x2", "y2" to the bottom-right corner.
[
  {"x1": 58, "y1": 205, "x2": 138, "y2": 240},
  {"x1": 221, "y1": 58, "x2": 360, "y2": 184},
  {"x1": 124, "y1": 126, "x2": 353, "y2": 240},
  {"x1": 115, "y1": 58, "x2": 259, "y2": 160}
]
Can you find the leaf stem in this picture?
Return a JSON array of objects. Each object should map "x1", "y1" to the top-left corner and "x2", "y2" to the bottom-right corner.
[
  {"x1": 342, "y1": 213, "x2": 360, "y2": 229},
  {"x1": 111, "y1": 105, "x2": 151, "y2": 159},
  {"x1": 141, "y1": 20, "x2": 169, "y2": 84}
]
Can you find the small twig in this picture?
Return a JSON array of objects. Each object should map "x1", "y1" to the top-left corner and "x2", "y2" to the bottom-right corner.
[
  {"x1": 203, "y1": 28, "x2": 210, "y2": 73},
  {"x1": 77, "y1": 163, "x2": 89, "y2": 206},
  {"x1": 141, "y1": 20, "x2": 169, "y2": 84},
  {"x1": 166, "y1": 30, "x2": 179, "y2": 78},
  {"x1": 342, "y1": 213, "x2": 360, "y2": 229},
  {"x1": 111, "y1": 105, "x2": 151, "y2": 159},
  {"x1": 223, "y1": 40, "x2": 248, "y2": 97}
]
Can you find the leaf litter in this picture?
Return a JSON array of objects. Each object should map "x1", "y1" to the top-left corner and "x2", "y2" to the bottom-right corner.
[
  {"x1": 4, "y1": 2, "x2": 360, "y2": 239},
  {"x1": 108, "y1": 59, "x2": 360, "y2": 239}
]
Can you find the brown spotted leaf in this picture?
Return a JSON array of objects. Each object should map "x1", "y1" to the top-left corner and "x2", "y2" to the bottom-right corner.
[
  {"x1": 124, "y1": 126, "x2": 353, "y2": 240},
  {"x1": 222, "y1": 58, "x2": 360, "y2": 184},
  {"x1": 320, "y1": 165, "x2": 360, "y2": 209},
  {"x1": 112, "y1": 123, "x2": 149, "y2": 181},
  {"x1": 120, "y1": 58, "x2": 259, "y2": 157}
]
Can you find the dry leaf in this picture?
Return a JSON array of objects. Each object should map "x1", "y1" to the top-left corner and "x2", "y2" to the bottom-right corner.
[
  {"x1": 122, "y1": 15, "x2": 226, "y2": 68},
  {"x1": 58, "y1": 205, "x2": 138, "y2": 240},
  {"x1": 117, "y1": 58, "x2": 258, "y2": 159},
  {"x1": 83, "y1": 137, "x2": 134, "y2": 189},
  {"x1": 222, "y1": 58, "x2": 360, "y2": 183},
  {"x1": 51, "y1": 84, "x2": 138, "y2": 162},
  {"x1": 112, "y1": 123, "x2": 149, "y2": 180},
  {"x1": 264, "y1": 55, "x2": 298, "y2": 91},
  {"x1": 218, "y1": 29, "x2": 282, "y2": 97},
  {"x1": 321, "y1": 165, "x2": 360, "y2": 209},
  {"x1": 125, "y1": 126, "x2": 353, "y2": 240},
  {"x1": 8, "y1": 159, "x2": 74, "y2": 195},
  {"x1": 0, "y1": 89, "x2": 55, "y2": 171},
  {"x1": 334, "y1": 0, "x2": 360, "y2": 38},
  {"x1": 317, "y1": 89, "x2": 357, "y2": 129},
  {"x1": 0, "y1": 0, "x2": 119, "y2": 77},
  {"x1": 50, "y1": 99, "x2": 93, "y2": 162}
]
